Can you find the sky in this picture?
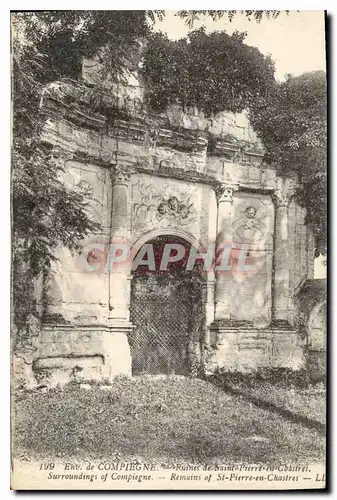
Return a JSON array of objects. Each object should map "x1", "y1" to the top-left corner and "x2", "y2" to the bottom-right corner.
[{"x1": 153, "y1": 10, "x2": 326, "y2": 81}]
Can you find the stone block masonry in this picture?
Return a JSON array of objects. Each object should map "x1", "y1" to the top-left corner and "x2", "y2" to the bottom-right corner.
[{"x1": 26, "y1": 52, "x2": 315, "y2": 385}]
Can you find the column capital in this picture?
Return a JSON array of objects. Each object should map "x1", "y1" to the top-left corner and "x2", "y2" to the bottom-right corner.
[
  {"x1": 272, "y1": 179, "x2": 295, "y2": 207},
  {"x1": 109, "y1": 164, "x2": 132, "y2": 186},
  {"x1": 215, "y1": 183, "x2": 239, "y2": 204}
]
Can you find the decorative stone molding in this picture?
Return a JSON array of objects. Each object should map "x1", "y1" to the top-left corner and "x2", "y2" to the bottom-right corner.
[
  {"x1": 271, "y1": 189, "x2": 293, "y2": 208},
  {"x1": 75, "y1": 180, "x2": 94, "y2": 199},
  {"x1": 42, "y1": 112, "x2": 281, "y2": 191},
  {"x1": 109, "y1": 164, "x2": 132, "y2": 186},
  {"x1": 47, "y1": 146, "x2": 74, "y2": 169},
  {"x1": 146, "y1": 123, "x2": 161, "y2": 145},
  {"x1": 215, "y1": 183, "x2": 239, "y2": 204},
  {"x1": 42, "y1": 79, "x2": 265, "y2": 161},
  {"x1": 260, "y1": 163, "x2": 268, "y2": 187},
  {"x1": 272, "y1": 179, "x2": 295, "y2": 207}
]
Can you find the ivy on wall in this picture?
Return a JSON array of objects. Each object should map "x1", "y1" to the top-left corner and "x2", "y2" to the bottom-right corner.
[
  {"x1": 142, "y1": 28, "x2": 275, "y2": 117},
  {"x1": 140, "y1": 30, "x2": 326, "y2": 255},
  {"x1": 250, "y1": 71, "x2": 327, "y2": 256}
]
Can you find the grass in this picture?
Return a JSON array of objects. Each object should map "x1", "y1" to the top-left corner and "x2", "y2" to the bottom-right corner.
[
  {"x1": 210, "y1": 370, "x2": 326, "y2": 425},
  {"x1": 225, "y1": 382, "x2": 325, "y2": 425},
  {"x1": 13, "y1": 375, "x2": 325, "y2": 466}
]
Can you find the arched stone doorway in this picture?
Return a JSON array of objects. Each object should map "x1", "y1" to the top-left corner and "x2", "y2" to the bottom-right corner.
[{"x1": 129, "y1": 235, "x2": 205, "y2": 376}]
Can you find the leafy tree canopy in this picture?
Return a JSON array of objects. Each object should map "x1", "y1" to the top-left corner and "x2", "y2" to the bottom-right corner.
[
  {"x1": 177, "y1": 10, "x2": 288, "y2": 28},
  {"x1": 142, "y1": 28, "x2": 275, "y2": 115},
  {"x1": 250, "y1": 71, "x2": 327, "y2": 255},
  {"x1": 141, "y1": 27, "x2": 326, "y2": 256}
]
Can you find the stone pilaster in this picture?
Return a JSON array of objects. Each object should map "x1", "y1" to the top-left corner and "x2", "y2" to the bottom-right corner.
[
  {"x1": 109, "y1": 165, "x2": 132, "y2": 237},
  {"x1": 213, "y1": 183, "x2": 238, "y2": 321},
  {"x1": 108, "y1": 164, "x2": 133, "y2": 322},
  {"x1": 272, "y1": 180, "x2": 294, "y2": 327},
  {"x1": 201, "y1": 272, "x2": 215, "y2": 344}
]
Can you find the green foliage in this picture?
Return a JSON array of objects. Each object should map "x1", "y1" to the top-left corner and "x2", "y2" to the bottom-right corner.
[
  {"x1": 12, "y1": 13, "x2": 101, "y2": 326},
  {"x1": 177, "y1": 10, "x2": 288, "y2": 28},
  {"x1": 142, "y1": 29, "x2": 326, "y2": 255},
  {"x1": 12, "y1": 11, "x2": 164, "y2": 326},
  {"x1": 250, "y1": 71, "x2": 327, "y2": 255},
  {"x1": 12, "y1": 11, "x2": 159, "y2": 326},
  {"x1": 213, "y1": 367, "x2": 325, "y2": 390},
  {"x1": 14, "y1": 11, "x2": 151, "y2": 83},
  {"x1": 210, "y1": 370, "x2": 326, "y2": 424},
  {"x1": 14, "y1": 376, "x2": 324, "y2": 463},
  {"x1": 142, "y1": 28, "x2": 275, "y2": 116},
  {"x1": 12, "y1": 138, "x2": 99, "y2": 325}
]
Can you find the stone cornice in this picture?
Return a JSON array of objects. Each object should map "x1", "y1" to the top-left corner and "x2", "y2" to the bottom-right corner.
[
  {"x1": 42, "y1": 120, "x2": 300, "y2": 197},
  {"x1": 41, "y1": 80, "x2": 263, "y2": 163},
  {"x1": 207, "y1": 135, "x2": 264, "y2": 164},
  {"x1": 41, "y1": 125, "x2": 297, "y2": 197},
  {"x1": 41, "y1": 96, "x2": 299, "y2": 195}
]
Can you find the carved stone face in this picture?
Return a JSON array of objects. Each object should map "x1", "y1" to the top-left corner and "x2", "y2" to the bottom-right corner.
[
  {"x1": 245, "y1": 206, "x2": 257, "y2": 219},
  {"x1": 76, "y1": 180, "x2": 93, "y2": 198},
  {"x1": 179, "y1": 204, "x2": 188, "y2": 219},
  {"x1": 168, "y1": 196, "x2": 179, "y2": 211},
  {"x1": 157, "y1": 202, "x2": 168, "y2": 215}
]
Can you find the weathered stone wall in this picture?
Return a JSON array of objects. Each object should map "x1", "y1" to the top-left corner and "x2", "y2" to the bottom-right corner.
[
  {"x1": 206, "y1": 327, "x2": 304, "y2": 374},
  {"x1": 36, "y1": 324, "x2": 132, "y2": 386},
  {"x1": 230, "y1": 191, "x2": 274, "y2": 326},
  {"x1": 288, "y1": 199, "x2": 315, "y2": 292},
  {"x1": 25, "y1": 50, "x2": 316, "y2": 383},
  {"x1": 41, "y1": 160, "x2": 111, "y2": 326},
  {"x1": 81, "y1": 52, "x2": 263, "y2": 146},
  {"x1": 296, "y1": 279, "x2": 327, "y2": 380},
  {"x1": 129, "y1": 172, "x2": 217, "y2": 246}
]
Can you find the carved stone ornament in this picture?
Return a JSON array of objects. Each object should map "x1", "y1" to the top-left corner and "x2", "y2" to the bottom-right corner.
[
  {"x1": 156, "y1": 195, "x2": 195, "y2": 226},
  {"x1": 132, "y1": 181, "x2": 197, "y2": 231},
  {"x1": 215, "y1": 183, "x2": 239, "y2": 204},
  {"x1": 233, "y1": 206, "x2": 265, "y2": 244},
  {"x1": 75, "y1": 180, "x2": 94, "y2": 199},
  {"x1": 109, "y1": 164, "x2": 132, "y2": 186},
  {"x1": 47, "y1": 146, "x2": 73, "y2": 169},
  {"x1": 272, "y1": 180, "x2": 294, "y2": 208},
  {"x1": 146, "y1": 123, "x2": 161, "y2": 145}
]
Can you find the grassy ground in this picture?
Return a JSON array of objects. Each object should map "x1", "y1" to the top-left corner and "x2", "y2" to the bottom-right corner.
[
  {"x1": 210, "y1": 370, "x2": 326, "y2": 425},
  {"x1": 223, "y1": 382, "x2": 325, "y2": 425},
  {"x1": 13, "y1": 376, "x2": 325, "y2": 466}
]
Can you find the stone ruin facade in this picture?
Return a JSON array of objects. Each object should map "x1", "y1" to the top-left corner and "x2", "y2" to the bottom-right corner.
[{"x1": 15, "y1": 50, "x2": 318, "y2": 386}]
